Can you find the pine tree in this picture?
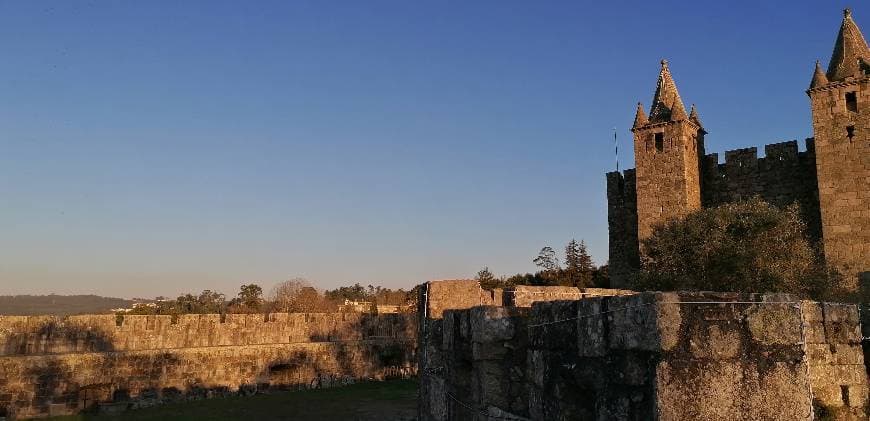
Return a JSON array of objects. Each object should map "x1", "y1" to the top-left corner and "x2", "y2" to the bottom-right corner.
[
  {"x1": 565, "y1": 240, "x2": 581, "y2": 272},
  {"x1": 565, "y1": 239, "x2": 595, "y2": 287},
  {"x1": 476, "y1": 266, "x2": 501, "y2": 290}
]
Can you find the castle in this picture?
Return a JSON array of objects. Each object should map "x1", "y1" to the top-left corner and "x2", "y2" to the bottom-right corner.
[{"x1": 607, "y1": 9, "x2": 870, "y2": 292}]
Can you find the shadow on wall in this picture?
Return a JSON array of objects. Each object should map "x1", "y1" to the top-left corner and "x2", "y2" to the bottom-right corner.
[{"x1": 0, "y1": 312, "x2": 417, "y2": 419}]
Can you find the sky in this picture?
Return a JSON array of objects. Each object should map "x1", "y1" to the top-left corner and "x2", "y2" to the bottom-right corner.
[{"x1": 0, "y1": 1, "x2": 856, "y2": 298}]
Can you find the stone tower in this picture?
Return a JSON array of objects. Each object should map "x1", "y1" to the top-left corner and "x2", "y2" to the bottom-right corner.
[
  {"x1": 632, "y1": 60, "x2": 706, "y2": 242},
  {"x1": 807, "y1": 8, "x2": 870, "y2": 292}
]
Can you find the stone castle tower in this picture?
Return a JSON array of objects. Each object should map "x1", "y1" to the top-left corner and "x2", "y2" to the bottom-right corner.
[
  {"x1": 807, "y1": 9, "x2": 870, "y2": 290},
  {"x1": 607, "y1": 9, "x2": 869, "y2": 293},
  {"x1": 631, "y1": 60, "x2": 706, "y2": 241}
]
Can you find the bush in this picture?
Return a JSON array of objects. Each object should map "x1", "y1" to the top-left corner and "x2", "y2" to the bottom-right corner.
[{"x1": 633, "y1": 198, "x2": 843, "y2": 300}]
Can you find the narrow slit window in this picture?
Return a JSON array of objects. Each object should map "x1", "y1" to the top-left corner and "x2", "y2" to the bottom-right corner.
[
  {"x1": 654, "y1": 132, "x2": 664, "y2": 152},
  {"x1": 846, "y1": 91, "x2": 858, "y2": 112},
  {"x1": 847, "y1": 125, "x2": 855, "y2": 141}
]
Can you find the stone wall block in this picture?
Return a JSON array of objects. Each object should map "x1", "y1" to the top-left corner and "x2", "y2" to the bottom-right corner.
[
  {"x1": 470, "y1": 307, "x2": 517, "y2": 344},
  {"x1": 607, "y1": 294, "x2": 659, "y2": 351},
  {"x1": 654, "y1": 292, "x2": 682, "y2": 351},
  {"x1": 746, "y1": 303, "x2": 802, "y2": 346},
  {"x1": 528, "y1": 301, "x2": 579, "y2": 351},
  {"x1": 576, "y1": 298, "x2": 607, "y2": 357},
  {"x1": 822, "y1": 303, "x2": 859, "y2": 324}
]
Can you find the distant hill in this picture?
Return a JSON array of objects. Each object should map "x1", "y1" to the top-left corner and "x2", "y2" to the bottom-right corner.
[{"x1": 0, "y1": 295, "x2": 135, "y2": 316}]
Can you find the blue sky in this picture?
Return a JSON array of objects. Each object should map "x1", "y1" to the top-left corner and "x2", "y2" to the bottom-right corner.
[{"x1": 0, "y1": 1, "x2": 854, "y2": 298}]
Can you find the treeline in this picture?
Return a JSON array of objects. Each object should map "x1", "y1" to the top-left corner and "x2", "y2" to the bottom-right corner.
[
  {"x1": 123, "y1": 279, "x2": 418, "y2": 315},
  {"x1": 476, "y1": 239, "x2": 609, "y2": 290}
]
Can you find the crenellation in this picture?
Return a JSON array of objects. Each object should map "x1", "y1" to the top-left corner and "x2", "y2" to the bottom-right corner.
[
  {"x1": 417, "y1": 280, "x2": 868, "y2": 420},
  {"x1": 0, "y1": 312, "x2": 417, "y2": 418},
  {"x1": 764, "y1": 140, "x2": 800, "y2": 161},
  {"x1": 0, "y1": 312, "x2": 416, "y2": 357},
  {"x1": 608, "y1": 5, "x2": 870, "y2": 295},
  {"x1": 724, "y1": 146, "x2": 759, "y2": 173}
]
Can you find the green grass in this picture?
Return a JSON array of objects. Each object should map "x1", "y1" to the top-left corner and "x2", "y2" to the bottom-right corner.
[{"x1": 50, "y1": 379, "x2": 418, "y2": 421}]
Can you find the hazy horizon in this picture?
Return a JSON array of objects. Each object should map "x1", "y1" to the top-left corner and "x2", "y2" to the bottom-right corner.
[{"x1": 0, "y1": 1, "x2": 850, "y2": 298}]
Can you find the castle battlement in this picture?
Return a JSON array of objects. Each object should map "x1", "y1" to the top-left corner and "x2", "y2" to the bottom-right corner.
[
  {"x1": 606, "y1": 10, "x2": 870, "y2": 292},
  {"x1": 607, "y1": 8, "x2": 870, "y2": 293},
  {"x1": 703, "y1": 139, "x2": 816, "y2": 177},
  {"x1": 0, "y1": 312, "x2": 416, "y2": 356}
]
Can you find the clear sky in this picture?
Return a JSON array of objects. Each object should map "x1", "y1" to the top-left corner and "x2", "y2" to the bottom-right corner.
[{"x1": 0, "y1": 1, "x2": 855, "y2": 298}]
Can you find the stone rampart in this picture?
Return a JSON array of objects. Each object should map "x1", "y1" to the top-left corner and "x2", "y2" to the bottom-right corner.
[
  {"x1": 0, "y1": 312, "x2": 417, "y2": 419},
  {"x1": 418, "y1": 280, "x2": 868, "y2": 420}
]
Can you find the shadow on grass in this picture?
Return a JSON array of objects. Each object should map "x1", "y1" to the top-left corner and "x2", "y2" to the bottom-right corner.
[{"x1": 47, "y1": 379, "x2": 419, "y2": 421}]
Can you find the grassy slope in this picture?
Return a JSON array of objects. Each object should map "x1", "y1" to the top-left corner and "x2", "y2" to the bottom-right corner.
[{"x1": 50, "y1": 379, "x2": 418, "y2": 421}]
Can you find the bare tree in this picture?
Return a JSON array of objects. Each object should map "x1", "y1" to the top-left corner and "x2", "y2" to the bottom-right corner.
[{"x1": 272, "y1": 278, "x2": 332, "y2": 313}]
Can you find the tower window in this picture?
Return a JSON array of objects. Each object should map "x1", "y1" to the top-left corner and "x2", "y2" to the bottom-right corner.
[
  {"x1": 847, "y1": 125, "x2": 855, "y2": 141},
  {"x1": 846, "y1": 91, "x2": 858, "y2": 112},
  {"x1": 654, "y1": 132, "x2": 664, "y2": 152}
]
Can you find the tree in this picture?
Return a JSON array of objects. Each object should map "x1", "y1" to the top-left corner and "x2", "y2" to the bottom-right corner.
[
  {"x1": 591, "y1": 265, "x2": 610, "y2": 288},
  {"x1": 237, "y1": 284, "x2": 264, "y2": 311},
  {"x1": 272, "y1": 278, "x2": 332, "y2": 313},
  {"x1": 533, "y1": 246, "x2": 560, "y2": 272},
  {"x1": 565, "y1": 239, "x2": 595, "y2": 287},
  {"x1": 634, "y1": 198, "x2": 840, "y2": 300},
  {"x1": 324, "y1": 283, "x2": 368, "y2": 302},
  {"x1": 475, "y1": 266, "x2": 502, "y2": 290},
  {"x1": 197, "y1": 290, "x2": 226, "y2": 314}
]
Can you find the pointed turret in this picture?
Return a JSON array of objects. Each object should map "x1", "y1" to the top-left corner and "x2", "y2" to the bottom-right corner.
[
  {"x1": 633, "y1": 102, "x2": 648, "y2": 129},
  {"x1": 689, "y1": 104, "x2": 705, "y2": 131},
  {"x1": 810, "y1": 60, "x2": 830, "y2": 89},
  {"x1": 648, "y1": 59, "x2": 689, "y2": 123},
  {"x1": 630, "y1": 60, "x2": 704, "y2": 246},
  {"x1": 826, "y1": 8, "x2": 870, "y2": 81}
]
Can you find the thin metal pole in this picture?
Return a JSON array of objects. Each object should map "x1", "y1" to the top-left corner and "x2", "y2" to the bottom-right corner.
[{"x1": 613, "y1": 128, "x2": 619, "y2": 172}]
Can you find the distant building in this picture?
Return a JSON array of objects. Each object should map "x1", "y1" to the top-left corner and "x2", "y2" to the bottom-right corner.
[{"x1": 338, "y1": 299, "x2": 373, "y2": 313}]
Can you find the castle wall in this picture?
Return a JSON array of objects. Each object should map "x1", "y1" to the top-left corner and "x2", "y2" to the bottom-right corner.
[
  {"x1": 606, "y1": 169, "x2": 639, "y2": 288},
  {"x1": 418, "y1": 280, "x2": 869, "y2": 421},
  {"x1": 607, "y1": 138, "x2": 826, "y2": 285},
  {"x1": 701, "y1": 139, "x2": 823, "y2": 241},
  {"x1": 0, "y1": 312, "x2": 417, "y2": 419},
  {"x1": 416, "y1": 280, "x2": 628, "y2": 420}
]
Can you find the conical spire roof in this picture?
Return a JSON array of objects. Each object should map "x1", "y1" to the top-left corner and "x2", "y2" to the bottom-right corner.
[
  {"x1": 826, "y1": 8, "x2": 870, "y2": 81},
  {"x1": 689, "y1": 104, "x2": 704, "y2": 129},
  {"x1": 633, "y1": 102, "x2": 648, "y2": 129},
  {"x1": 810, "y1": 60, "x2": 830, "y2": 88},
  {"x1": 648, "y1": 60, "x2": 688, "y2": 123}
]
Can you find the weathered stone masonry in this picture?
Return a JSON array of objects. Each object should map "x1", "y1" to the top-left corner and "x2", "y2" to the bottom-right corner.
[
  {"x1": 0, "y1": 312, "x2": 417, "y2": 419},
  {"x1": 607, "y1": 10, "x2": 869, "y2": 291},
  {"x1": 418, "y1": 280, "x2": 868, "y2": 421}
]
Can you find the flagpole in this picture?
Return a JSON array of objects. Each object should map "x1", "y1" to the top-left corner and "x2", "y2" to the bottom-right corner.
[{"x1": 613, "y1": 128, "x2": 619, "y2": 172}]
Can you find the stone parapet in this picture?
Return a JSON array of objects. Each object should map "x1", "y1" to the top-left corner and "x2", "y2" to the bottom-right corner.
[
  {"x1": 417, "y1": 282, "x2": 869, "y2": 421},
  {"x1": 0, "y1": 312, "x2": 417, "y2": 419}
]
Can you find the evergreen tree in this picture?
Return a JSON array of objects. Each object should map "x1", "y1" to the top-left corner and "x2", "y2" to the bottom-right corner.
[
  {"x1": 565, "y1": 239, "x2": 595, "y2": 287},
  {"x1": 476, "y1": 266, "x2": 501, "y2": 290}
]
